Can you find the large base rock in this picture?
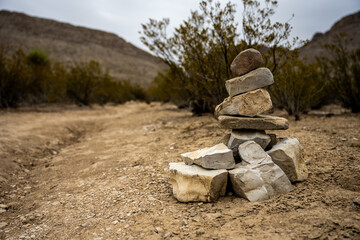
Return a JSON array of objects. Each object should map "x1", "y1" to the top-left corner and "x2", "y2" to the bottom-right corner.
[
  {"x1": 229, "y1": 141, "x2": 293, "y2": 202},
  {"x1": 215, "y1": 89, "x2": 273, "y2": 117},
  {"x1": 225, "y1": 67, "x2": 274, "y2": 97},
  {"x1": 230, "y1": 48, "x2": 263, "y2": 76},
  {"x1": 218, "y1": 115, "x2": 289, "y2": 130},
  {"x1": 228, "y1": 130, "x2": 271, "y2": 160},
  {"x1": 169, "y1": 163, "x2": 228, "y2": 202},
  {"x1": 267, "y1": 138, "x2": 308, "y2": 182},
  {"x1": 180, "y1": 143, "x2": 235, "y2": 170}
]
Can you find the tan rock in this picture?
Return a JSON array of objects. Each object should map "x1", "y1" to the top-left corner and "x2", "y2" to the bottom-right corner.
[
  {"x1": 169, "y1": 162, "x2": 228, "y2": 202},
  {"x1": 215, "y1": 89, "x2": 272, "y2": 117},
  {"x1": 267, "y1": 138, "x2": 308, "y2": 182},
  {"x1": 218, "y1": 115, "x2": 289, "y2": 130},
  {"x1": 181, "y1": 143, "x2": 235, "y2": 170},
  {"x1": 230, "y1": 48, "x2": 263, "y2": 76},
  {"x1": 225, "y1": 67, "x2": 274, "y2": 97}
]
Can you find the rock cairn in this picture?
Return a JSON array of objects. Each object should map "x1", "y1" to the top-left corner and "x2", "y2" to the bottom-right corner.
[{"x1": 169, "y1": 48, "x2": 308, "y2": 203}]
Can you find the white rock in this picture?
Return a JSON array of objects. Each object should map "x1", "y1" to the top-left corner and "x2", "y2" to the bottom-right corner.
[
  {"x1": 238, "y1": 141, "x2": 272, "y2": 165},
  {"x1": 181, "y1": 143, "x2": 235, "y2": 170},
  {"x1": 267, "y1": 138, "x2": 308, "y2": 182},
  {"x1": 229, "y1": 141, "x2": 293, "y2": 201},
  {"x1": 169, "y1": 162, "x2": 228, "y2": 202},
  {"x1": 229, "y1": 167, "x2": 269, "y2": 202},
  {"x1": 253, "y1": 162, "x2": 294, "y2": 196},
  {"x1": 228, "y1": 130, "x2": 271, "y2": 159},
  {"x1": 225, "y1": 67, "x2": 274, "y2": 97},
  {"x1": 215, "y1": 89, "x2": 273, "y2": 117}
]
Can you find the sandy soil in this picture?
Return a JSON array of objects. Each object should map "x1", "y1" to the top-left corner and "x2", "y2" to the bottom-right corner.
[{"x1": 0, "y1": 102, "x2": 359, "y2": 240}]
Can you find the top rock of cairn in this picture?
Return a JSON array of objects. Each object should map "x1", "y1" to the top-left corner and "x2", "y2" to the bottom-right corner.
[
  {"x1": 217, "y1": 48, "x2": 288, "y2": 130},
  {"x1": 230, "y1": 48, "x2": 263, "y2": 76}
]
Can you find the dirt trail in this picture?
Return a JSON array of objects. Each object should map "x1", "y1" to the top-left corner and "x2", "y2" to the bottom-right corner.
[{"x1": 0, "y1": 102, "x2": 359, "y2": 240}]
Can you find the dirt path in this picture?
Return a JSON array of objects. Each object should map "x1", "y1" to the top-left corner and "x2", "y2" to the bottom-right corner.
[{"x1": 0, "y1": 102, "x2": 359, "y2": 239}]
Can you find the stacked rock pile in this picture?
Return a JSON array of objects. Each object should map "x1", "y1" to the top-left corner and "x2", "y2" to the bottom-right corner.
[{"x1": 169, "y1": 49, "x2": 308, "y2": 203}]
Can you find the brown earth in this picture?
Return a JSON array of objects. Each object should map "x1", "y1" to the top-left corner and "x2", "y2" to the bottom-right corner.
[{"x1": 0, "y1": 102, "x2": 359, "y2": 240}]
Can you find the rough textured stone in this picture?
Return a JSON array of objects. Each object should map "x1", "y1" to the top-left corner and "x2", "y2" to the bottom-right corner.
[
  {"x1": 225, "y1": 67, "x2": 274, "y2": 97},
  {"x1": 238, "y1": 141, "x2": 272, "y2": 165},
  {"x1": 253, "y1": 162, "x2": 294, "y2": 196},
  {"x1": 218, "y1": 115, "x2": 289, "y2": 130},
  {"x1": 215, "y1": 89, "x2": 272, "y2": 117},
  {"x1": 169, "y1": 162, "x2": 228, "y2": 202},
  {"x1": 228, "y1": 130, "x2": 271, "y2": 160},
  {"x1": 229, "y1": 141, "x2": 293, "y2": 202},
  {"x1": 230, "y1": 48, "x2": 263, "y2": 76},
  {"x1": 229, "y1": 167, "x2": 269, "y2": 202},
  {"x1": 267, "y1": 138, "x2": 308, "y2": 182},
  {"x1": 181, "y1": 143, "x2": 235, "y2": 170}
]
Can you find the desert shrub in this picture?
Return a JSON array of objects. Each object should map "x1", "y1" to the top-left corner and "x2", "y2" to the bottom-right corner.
[
  {"x1": 66, "y1": 60, "x2": 146, "y2": 106},
  {"x1": 47, "y1": 62, "x2": 68, "y2": 102},
  {"x1": 141, "y1": 0, "x2": 296, "y2": 114},
  {"x1": 270, "y1": 52, "x2": 326, "y2": 120},
  {"x1": 26, "y1": 49, "x2": 52, "y2": 103},
  {"x1": 120, "y1": 80, "x2": 147, "y2": 102},
  {"x1": 0, "y1": 45, "x2": 147, "y2": 108},
  {"x1": 0, "y1": 47, "x2": 30, "y2": 108},
  {"x1": 318, "y1": 34, "x2": 360, "y2": 112}
]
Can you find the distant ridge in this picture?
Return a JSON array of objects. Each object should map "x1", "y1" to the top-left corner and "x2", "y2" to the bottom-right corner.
[
  {"x1": 0, "y1": 10, "x2": 166, "y2": 87},
  {"x1": 300, "y1": 11, "x2": 360, "y2": 61}
]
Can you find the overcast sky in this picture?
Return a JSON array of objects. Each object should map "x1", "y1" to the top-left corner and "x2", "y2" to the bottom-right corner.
[{"x1": 1, "y1": 0, "x2": 359, "y2": 52}]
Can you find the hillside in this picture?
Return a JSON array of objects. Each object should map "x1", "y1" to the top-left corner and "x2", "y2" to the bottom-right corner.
[
  {"x1": 300, "y1": 10, "x2": 360, "y2": 61},
  {"x1": 0, "y1": 10, "x2": 166, "y2": 87}
]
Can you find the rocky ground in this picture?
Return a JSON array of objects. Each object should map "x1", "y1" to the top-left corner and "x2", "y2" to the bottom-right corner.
[{"x1": 0, "y1": 102, "x2": 359, "y2": 240}]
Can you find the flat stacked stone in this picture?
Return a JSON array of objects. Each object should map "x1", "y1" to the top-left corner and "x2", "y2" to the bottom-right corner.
[
  {"x1": 217, "y1": 48, "x2": 308, "y2": 186},
  {"x1": 215, "y1": 48, "x2": 289, "y2": 164},
  {"x1": 168, "y1": 48, "x2": 308, "y2": 203}
]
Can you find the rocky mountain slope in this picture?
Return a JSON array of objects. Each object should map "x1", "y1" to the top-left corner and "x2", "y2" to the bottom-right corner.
[
  {"x1": 0, "y1": 10, "x2": 165, "y2": 87},
  {"x1": 300, "y1": 10, "x2": 360, "y2": 61}
]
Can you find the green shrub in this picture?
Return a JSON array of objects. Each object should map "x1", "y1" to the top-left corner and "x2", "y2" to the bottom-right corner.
[
  {"x1": 270, "y1": 52, "x2": 326, "y2": 120},
  {"x1": 318, "y1": 34, "x2": 360, "y2": 112},
  {"x1": 0, "y1": 47, "x2": 29, "y2": 108},
  {"x1": 26, "y1": 49, "x2": 52, "y2": 103},
  {"x1": 0, "y1": 45, "x2": 147, "y2": 108},
  {"x1": 140, "y1": 0, "x2": 296, "y2": 114}
]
